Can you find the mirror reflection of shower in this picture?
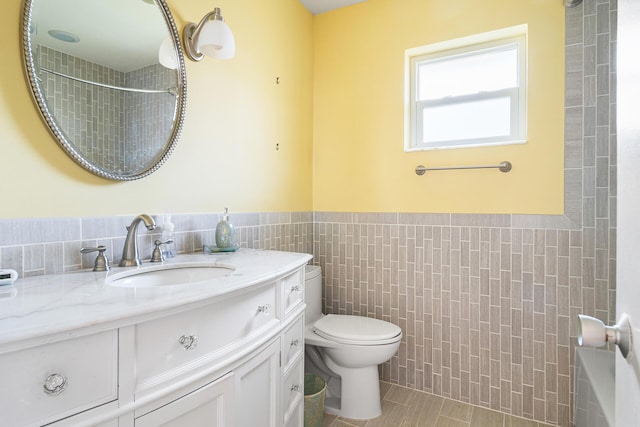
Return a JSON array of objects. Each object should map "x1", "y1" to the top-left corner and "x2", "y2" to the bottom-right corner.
[{"x1": 23, "y1": 0, "x2": 187, "y2": 180}]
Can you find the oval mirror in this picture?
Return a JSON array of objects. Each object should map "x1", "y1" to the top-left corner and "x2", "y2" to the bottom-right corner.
[{"x1": 21, "y1": 0, "x2": 187, "y2": 180}]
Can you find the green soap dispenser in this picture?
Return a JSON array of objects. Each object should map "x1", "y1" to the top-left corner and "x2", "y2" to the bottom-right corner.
[{"x1": 215, "y1": 208, "x2": 236, "y2": 248}]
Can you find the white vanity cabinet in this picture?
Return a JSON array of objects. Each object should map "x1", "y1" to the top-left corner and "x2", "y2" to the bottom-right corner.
[
  {"x1": 130, "y1": 281, "x2": 283, "y2": 427},
  {"x1": 0, "y1": 251, "x2": 310, "y2": 427},
  {"x1": 129, "y1": 267, "x2": 306, "y2": 427},
  {"x1": 131, "y1": 269, "x2": 306, "y2": 427}
]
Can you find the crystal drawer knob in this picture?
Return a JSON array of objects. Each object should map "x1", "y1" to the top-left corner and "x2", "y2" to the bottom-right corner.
[
  {"x1": 43, "y1": 373, "x2": 67, "y2": 396},
  {"x1": 290, "y1": 339, "x2": 299, "y2": 347},
  {"x1": 179, "y1": 334, "x2": 198, "y2": 350},
  {"x1": 257, "y1": 304, "x2": 272, "y2": 315},
  {"x1": 290, "y1": 285, "x2": 301, "y2": 292},
  {"x1": 291, "y1": 384, "x2": 301, "y2": 392}
]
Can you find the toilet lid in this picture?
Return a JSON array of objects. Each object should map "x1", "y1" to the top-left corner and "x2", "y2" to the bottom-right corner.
[{"x1": 313, "y1": 314, "x2": 402, "y2": 345}]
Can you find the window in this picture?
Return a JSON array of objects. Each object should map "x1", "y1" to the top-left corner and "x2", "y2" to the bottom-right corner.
[{"x1": 405, "y1": 27, "x2": 527, "y2": 151}]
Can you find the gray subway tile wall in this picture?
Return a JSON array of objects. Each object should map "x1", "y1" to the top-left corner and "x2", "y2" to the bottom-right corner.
[
  {"x1": 38, "y1": 46, "x2": 176, "y2": 174},
  {"x1": 0, "y1": 213, "x2": 314, "y2": 277},
  {"x1": 313, "y1": 218, "x2": 578, "y2": 425},
  {"x1": 124, "y1": 65, "x2": 176, "y2": 173},
  {"x1": 38, "y1": 46, "x2": 125, "y2": 170}
]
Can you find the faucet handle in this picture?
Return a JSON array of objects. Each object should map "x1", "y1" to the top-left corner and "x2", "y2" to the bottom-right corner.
[
  {"x1": 151, "y1": 239, "x2": 174, "y2": 263},
  {"x1": 80, "y1": 246, "x2": 110, "y2": 272}
]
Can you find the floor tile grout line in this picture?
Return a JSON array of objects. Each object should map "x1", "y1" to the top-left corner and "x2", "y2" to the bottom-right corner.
[
  {"x1": 325, "y1": 381, "x2": 556, "y2": 427},
  {"x1": 383, "y1": 381, "x2": 557, "y2": 426}
]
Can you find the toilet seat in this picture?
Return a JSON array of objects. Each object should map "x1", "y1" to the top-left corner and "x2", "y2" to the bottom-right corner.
[{"x1": 313, "y1": 314, "x2": 402, "y2": 346}]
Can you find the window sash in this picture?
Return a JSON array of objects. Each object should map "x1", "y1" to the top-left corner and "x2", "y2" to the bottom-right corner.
[
  {"x1": 406, "y1": 32, "x2": 526, "y2": 151},
  {"x1": 416, "y1": 43, "x2": 520, "y2": 102},
  {"x1": 414, "y1": 88, "x2": 522, "y2": 149}
]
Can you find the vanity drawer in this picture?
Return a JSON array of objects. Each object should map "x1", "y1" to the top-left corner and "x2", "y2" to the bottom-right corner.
[
  {"x1": 135, "y1": 282, "x2": 278, "y2": 390},
  {"x1": 282, "y1": 268, "x2": 304, "y2": 317},
  {"x1": 281, "y1": 316, "x2": 304, "y2": 372},
  {"x1": 282, "y1": 358, "x2": 304, "y2": 424},
  {"x1": 0, "y1": 330, "x2": 118, "y2": 427}
]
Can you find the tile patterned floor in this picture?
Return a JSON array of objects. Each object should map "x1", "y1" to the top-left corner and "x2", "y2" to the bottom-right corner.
[{"x1": 321, "y1": 382, "x2": 555, "y2": 427}]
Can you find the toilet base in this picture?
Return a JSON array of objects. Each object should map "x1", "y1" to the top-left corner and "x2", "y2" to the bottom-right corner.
[{"x1": 323, "y1": 358, "x2": 382, "y2": 420}]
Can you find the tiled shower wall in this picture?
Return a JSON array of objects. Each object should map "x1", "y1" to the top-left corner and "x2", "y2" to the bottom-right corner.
[
  {"x1": 0, "y1": 212, "x2": 313, "y2": 277},
  {"x1": 124, "y1": 65, "x2": 178, "y2": 174},
  {"x1": 314, "y1": 1, "x2": 616, "y2": 426},
  {"x1": 37, "y1": 47, "x2": 176, "y2": 174},
  {"x1": 38, "y1": 46, "x2": 125, "y2": 170}
]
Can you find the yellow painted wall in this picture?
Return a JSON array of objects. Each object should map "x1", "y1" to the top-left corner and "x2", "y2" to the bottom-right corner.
[
  {"x1": 2, "y1": 0, "x2": 565, "y2": 219},
  {"x1": 0, "y1": 0, "x2": 313, "y2": 219},
  {"x1": 312, "y1": 0, "x2": 565, "y2": 214}
]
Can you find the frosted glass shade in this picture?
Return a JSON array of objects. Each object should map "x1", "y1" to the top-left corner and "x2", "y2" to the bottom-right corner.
[
  {"x1": 158, "y1": 37, "x2": 178, "y2": 70},
  {"x1": 198, "y1": 19, "x2": 235, "y2": 59}
]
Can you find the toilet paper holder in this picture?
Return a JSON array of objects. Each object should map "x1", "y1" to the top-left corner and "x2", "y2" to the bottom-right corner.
[{"x1": 577, "y1": 313, "x2": 633, "y2": 359}]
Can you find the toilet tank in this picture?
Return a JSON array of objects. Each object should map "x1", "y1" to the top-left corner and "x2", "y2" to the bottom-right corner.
[{"x1": 305, "y1": 265, "x2": 323, "y2": 324}]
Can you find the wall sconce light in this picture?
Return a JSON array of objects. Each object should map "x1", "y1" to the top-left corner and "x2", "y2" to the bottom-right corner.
[
  {"x1": 158, "y1": 36, "x2": 178, "y2": 70},
  {"x1": 183, "y1": 7, "x2": 235, "y2": 62},
  {"x1": 577, "y1": 313, "x2": 633, "y2": 359}
]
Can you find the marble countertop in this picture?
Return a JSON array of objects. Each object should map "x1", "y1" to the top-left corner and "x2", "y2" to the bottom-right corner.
[{"x1": 0, "y1": 249, "x2": 312, "y2": 352}]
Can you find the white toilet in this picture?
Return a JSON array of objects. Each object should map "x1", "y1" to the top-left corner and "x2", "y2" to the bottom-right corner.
[{"x1": 304, "y1": 265, "x2": 402, "y2": 420}]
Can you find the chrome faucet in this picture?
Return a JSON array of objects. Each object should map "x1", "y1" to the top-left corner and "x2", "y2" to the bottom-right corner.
[{"x1": 119, "y1": 214, "x2": 156, "y2": 267}]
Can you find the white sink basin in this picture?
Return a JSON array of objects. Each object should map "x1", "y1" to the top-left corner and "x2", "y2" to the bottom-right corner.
[{"x1": 107, "y1": 264, "x2": 236, "y2": 288}]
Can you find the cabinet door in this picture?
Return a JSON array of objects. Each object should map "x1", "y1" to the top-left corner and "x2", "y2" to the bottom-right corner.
[
  {"x1": 234, "y1": 340, "x2": 280, "y2": 427},
  {"x1": 135, "y1": 373, "x2": 235, "y2": 427}
]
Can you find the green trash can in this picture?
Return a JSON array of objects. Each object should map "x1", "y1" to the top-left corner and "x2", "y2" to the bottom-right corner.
[{"x1": 304, "y1": 373, "x2": 326, "y2": 427}]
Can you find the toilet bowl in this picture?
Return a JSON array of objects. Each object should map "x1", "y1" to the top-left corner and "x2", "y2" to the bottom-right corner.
[{"x1": 304, "y1": 265, "x2": 402, "y2": 420}]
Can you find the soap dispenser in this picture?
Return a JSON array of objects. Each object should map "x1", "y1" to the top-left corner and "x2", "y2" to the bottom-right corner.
[
  {"x1": 215, "y1": 208, "x2": 236, "y2": 248},
  {"x1": 161, "y1": 214, "x2": 177, "y2": 258}
]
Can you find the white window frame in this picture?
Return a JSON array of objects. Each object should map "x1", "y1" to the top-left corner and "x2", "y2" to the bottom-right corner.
[{"x1": 405, "y1": 25, "x2": 528, "y2": 151}]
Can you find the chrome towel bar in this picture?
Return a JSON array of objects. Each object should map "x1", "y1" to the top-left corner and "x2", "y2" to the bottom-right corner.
[{"x1": 415, "y1": 161, "x2": 512, "y2": 176}]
